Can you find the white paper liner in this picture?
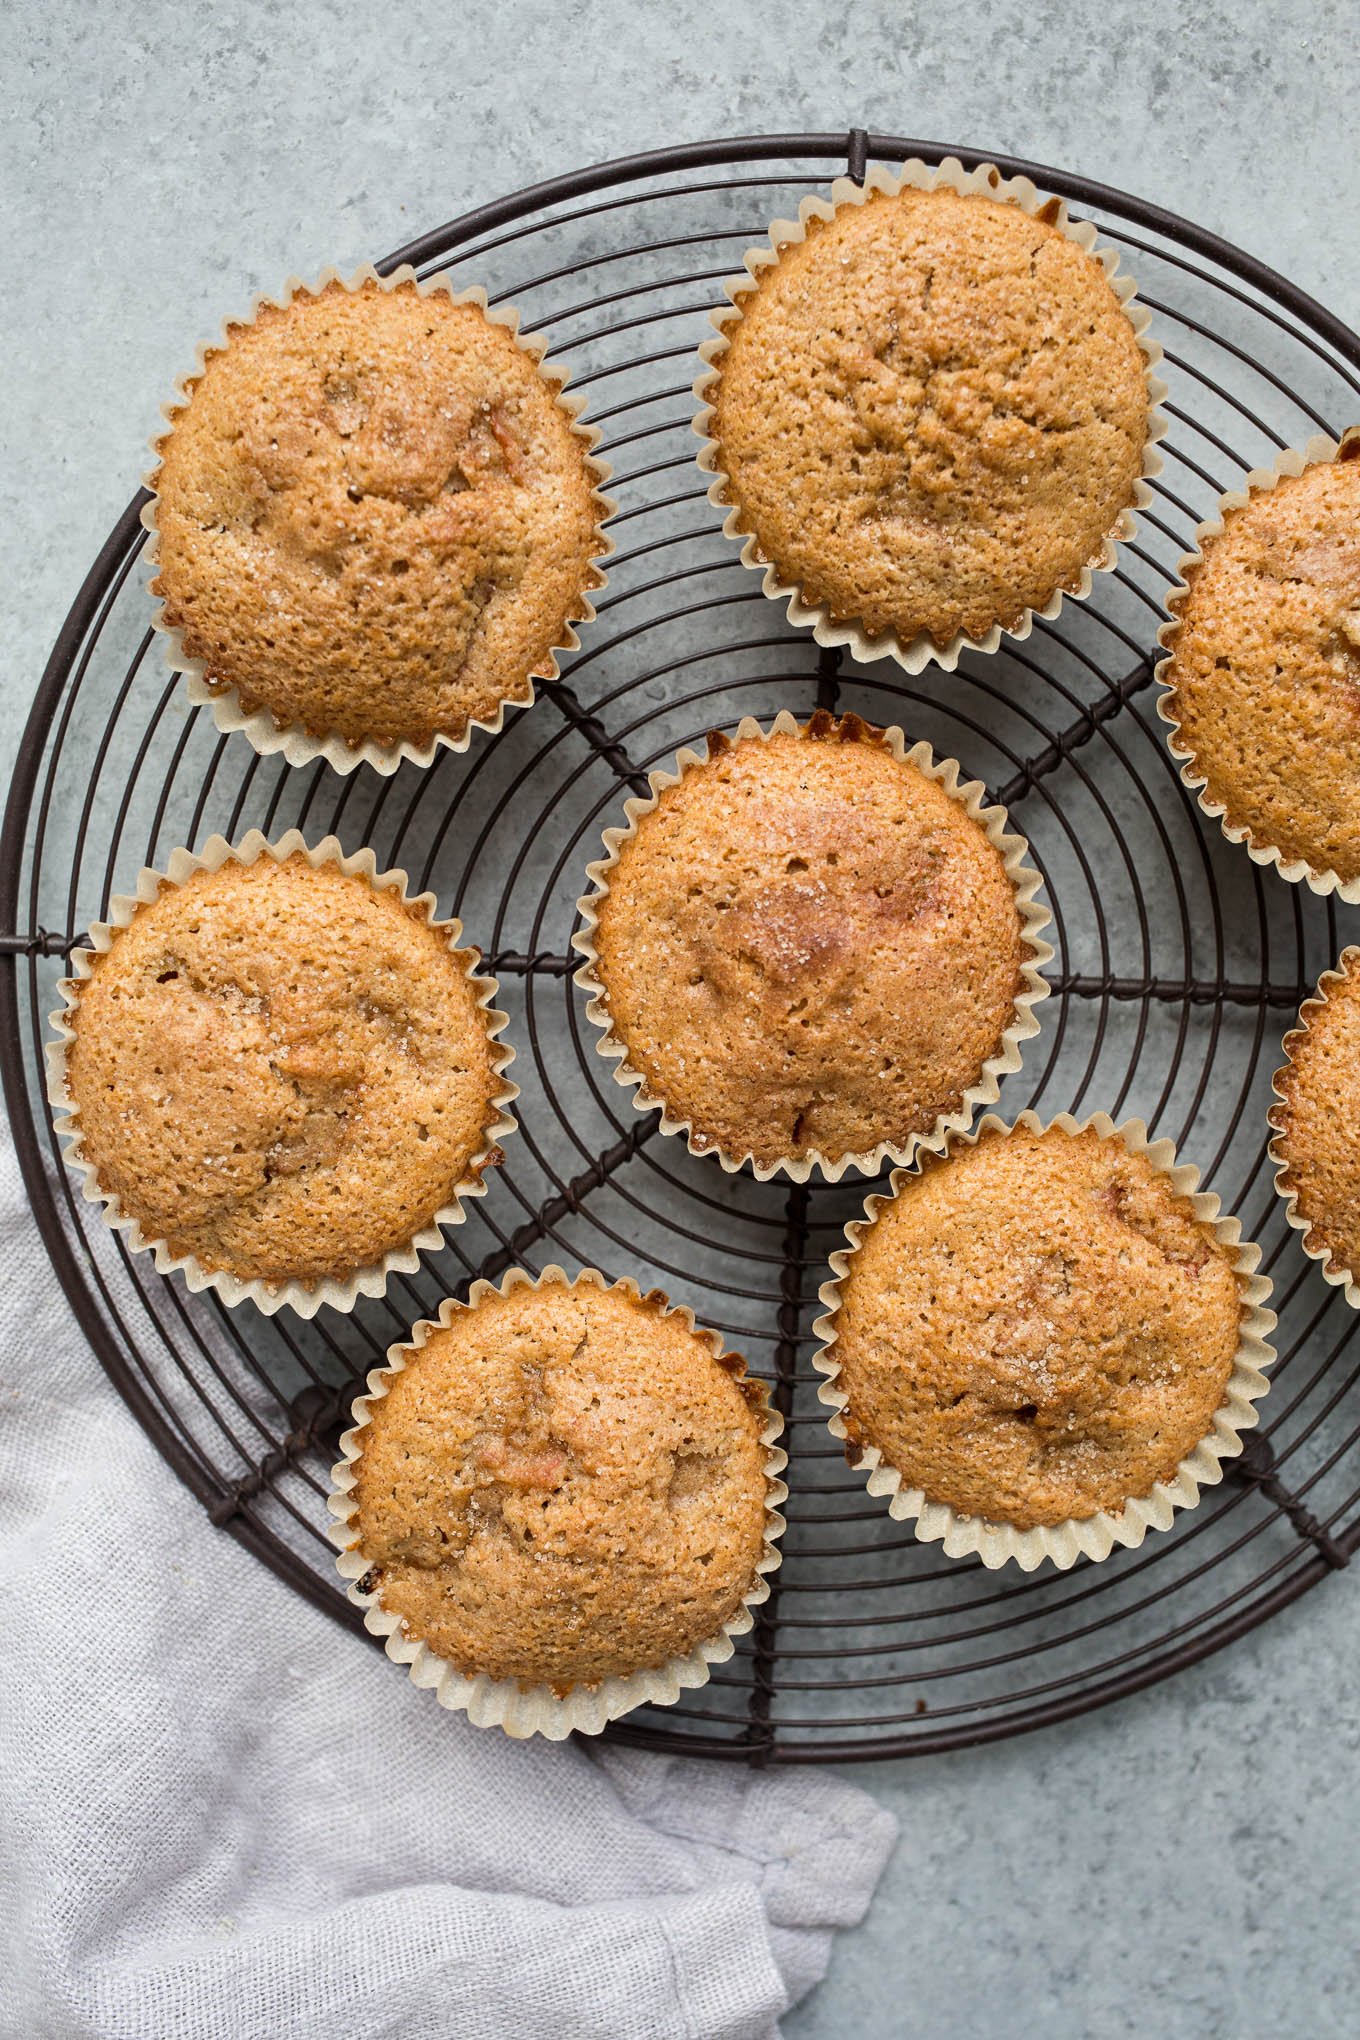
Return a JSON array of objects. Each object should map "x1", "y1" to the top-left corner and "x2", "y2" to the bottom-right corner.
[
  {"x1": 45, "y1": 829, "x2": 519, "y2": 1319},
  {"x1": 812, "y1": 1109, "x2": 1276, "y2": 1572},
  {"x1": 143, "y1": 264, "x2": 616, "y2": 777},
  {"x1": 571, "y1": 708, "x2": 1054, "y2": 1182},
  {"x1": 1268, "y1": 945, "x2": 1360, "y2": 1308},
  {"x1": 693, "y1": 156, "x2": 1168, "y2": 673},
  {"x1": 326, "y1": 1264, "x2": 788, "y2": 1738},
  {"x1": 1156, "y1": 428, "x2": 1360, "y2": 899}
]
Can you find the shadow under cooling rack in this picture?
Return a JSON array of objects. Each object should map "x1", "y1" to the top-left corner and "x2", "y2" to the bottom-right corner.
[{"x1": 4, "y1": 131, "x2": 1360, "y2": 1762}]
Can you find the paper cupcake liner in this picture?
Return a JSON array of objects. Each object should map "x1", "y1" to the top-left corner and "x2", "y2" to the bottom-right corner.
[
  {"x1": 1268, "y1": 945, "x2": 1360, "y2": 1307},
  {"x1": 326, "y1": 1264, "x2": 788, "y2": 1738},
  {"x1": 693, "y1": 156, "x2": 1168, "y2": 674},
  {"x1": 143, "y1": 263, "x2": 616, "y2": 778},
  {"x1": 812, "y1": 1109, "x2": 1276, "y2": 1571},
  {"x1": 571, "y1": 708, "x2": 1054, "y2": 1183},
  {"x1": 45, "y1": 828, "x2": 518, "y2": 1319},
  {"x1": 1156, "y1": 427, "x2": 1360, "y2": 898}
]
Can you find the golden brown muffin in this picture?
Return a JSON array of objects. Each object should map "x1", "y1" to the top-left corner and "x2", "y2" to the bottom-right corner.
[
  {"x1": 1162, "y1": 446, "x2": 1360, "y2": 883},
  {"x1": 351, "y1": 1276, "x2": 773, "y2": 1690},
  {"x1": 708, "y1": 183, "x2": 1149, "y2": 647},
  {"x1": 586, "y1": 714, "x2": 1034, "y2": 1170},
  {"x1": 1270, "y1": 950, "x2": 1360, "y2": 1284},
  {"x1": 61, "y1": 854, "x2": 506, "y2": 1288},
  {"x1": 828, "y1": 1124, "x2": 1245, "y2": 1528},
  {"x1": 152, "y1": 279, "x2": 606, "y2": 752}
]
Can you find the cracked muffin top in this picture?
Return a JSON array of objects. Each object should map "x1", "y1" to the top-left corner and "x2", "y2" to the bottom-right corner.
[
  {"x1": 61, "y1": 854, "x2": 504, "y2": 1288},
  {"x1": 1163, "y1": 447, "x2": 1360, "y2": 882},
  {"x1": 351, "y1": 1276, "x2": 772, "y2": 1690},
  {"x1": 708, "y1": 183, "x2": 1149, "y2": 647},
  {"x1": 828, "y1": 1124, "x2": 1244, "y2": 1528},
  {"x1": 151, "y1": 279, "x2": 605, "y2": 753},
  {"x1": 587, "y1": 715, "x2": 1030, "y2": 1171},
  {"x1": 1271, "y1": 951, "x2": 1360, "y2": 1282}
]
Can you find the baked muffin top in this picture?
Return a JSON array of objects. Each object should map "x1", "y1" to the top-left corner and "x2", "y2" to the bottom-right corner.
[
  {"x1": 152, "y1": 280, "x2": 604, "y2": 752},
  {"x1": 352, "y1": 1276, "x2": 771, "y2": 1690},
  {"x1": 1163, "y1": 449, "x2": 1360, "y2": 882},
  {"x1": 828, "y1": 1124, "x2": 1243, "y2": 1527},
  {"x1": 708, "y1": 184, "x2": 1149, "y2": 646},
  {"x1": 1271, "y1": 950, "x2": 1360, "y2": 1280},
  {"x1": 62, "y1": 855, "x2": 503, "y2": 1288},
  {"x1": 588, "y1": 715, "x2": 1030, "y2": 1170}
]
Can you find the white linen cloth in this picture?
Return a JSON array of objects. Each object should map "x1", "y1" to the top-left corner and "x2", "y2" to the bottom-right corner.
[{"x1": 0, "y1": 1129, "x2": 896, "y2": 2039}]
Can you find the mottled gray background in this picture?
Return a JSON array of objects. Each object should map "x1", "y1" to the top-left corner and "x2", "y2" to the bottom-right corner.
[{"x1": 5, "y1": 3, "x2": 1359, "y2": 2035}]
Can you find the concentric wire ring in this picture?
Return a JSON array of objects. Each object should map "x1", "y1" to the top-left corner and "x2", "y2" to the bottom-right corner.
[{"x1": 3, "y1": 133, "x2": 1359, "y2": 1761}]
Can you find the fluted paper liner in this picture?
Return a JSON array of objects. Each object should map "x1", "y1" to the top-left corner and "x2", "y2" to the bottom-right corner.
[
  {"x1": 326, "y1": 1265, "x2": 788, "y2": 1738},
  {"x1": 812, "y1": 1110, "x2": 1276, "y2": 1571},
  {"x1": 1156, "y1": 429, "x2": 1360, "y2": 898},
  {"x1": 1268, "y1": 946, "x2": 1360, "y2": 1307},
  {"x1": 572, "y1": 709, "x2": 1053, "y2": 1182},
  {"x1": 693, "y1": 156, "x2": 1168, "y2": 674},
  {"x1": 143, "y1": 264, "x2": 616, "y2": 777},
  {"x1": 45, "y1": 829, "x2": 519, "y2": 1319}
]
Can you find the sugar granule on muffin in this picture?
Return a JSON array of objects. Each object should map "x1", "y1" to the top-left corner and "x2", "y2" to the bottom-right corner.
[
  {"x1": 1161, "y1": 443, "x2": 1360, "y2": 885},
  {"x1": 60, "y1": 853, "x2": 506, "y2": 1289},
  {"x1": 1270, "y1": 949, "x2": 1360, "y2": 1288},
  {"x1": 151, "y1": 277, "x2": 607, "y2": 754},
  {"x1": 582, "y1": 713, "x2": 1040, "y2": 1172},
  {"x1": 827, "y1": 1123, "x2": 1245, "y2": 1529},
  {"x1": 349, "y1": 1276, "x2": 773, "y2": 1692},
  {"x1": 707, "y1": 182, "x2": 1150, "y2": 649}
]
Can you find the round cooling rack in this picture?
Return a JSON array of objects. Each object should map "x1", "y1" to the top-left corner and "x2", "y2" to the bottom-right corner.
[{"x1": 6, "y1": 131, "x2": 1360, "y2": 1763}]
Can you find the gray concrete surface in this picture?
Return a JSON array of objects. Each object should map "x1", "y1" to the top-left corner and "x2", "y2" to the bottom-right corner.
[{"x1": 5, "y1": 3, "x2": 1360, "y2": 2034}]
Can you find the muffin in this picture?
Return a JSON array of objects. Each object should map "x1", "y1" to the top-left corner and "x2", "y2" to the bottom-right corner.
[
  {"x1": 1269, "y1": 947, "x2": 1360, "y2": 1303},
  {"x1": 329, "y1": 1268, "x2": 786, "y2": 1736},
  {"x1": 148, "y1": 268, "x2": 611, "y2": 771},
  {"x1": 574, "y1": 711, "x2": 1051, "y2": 1180},
  {"x1": 1159, "y1": 434, "x2": 1360, "y2": 892},
  {"x1": 48, "y1": 833, "x2": 516, "y2": 1314},
  {"x1": 814, "y1": 1113, "x2": 1274, "y2": 1569},
  {"x1": 697, "y1": 159, "x2": 1159, "y2": 666}
]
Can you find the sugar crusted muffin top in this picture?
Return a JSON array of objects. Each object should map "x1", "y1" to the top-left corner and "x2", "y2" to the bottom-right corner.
[
  {"x1": 829, "y1": 1124, "x2": 1243, "y2": 1528},
  {"x1": 152, "y1": 280, "x2": 604, "y2": 752},
  {"x1": 589, "y1": 715, "x2": 1028, "y2": 1169},
  {"x1": 709, "y1": 183, "x2": 1149, "y2": 647},
  {"x1": 352, "y1": 1277, "x2": 771, "y2": 1690},
  {"x1": 1271, "y1": 950, "x2": 1360, "y2": 1281},
  {"x1": 62, "y1": 855, "x2": 503, "y2": 1288},
  {"x1": 1164, "y1": 449, "x2": 1360, "y2": 883}
]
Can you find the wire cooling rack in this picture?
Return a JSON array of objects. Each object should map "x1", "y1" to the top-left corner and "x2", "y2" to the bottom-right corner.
[{"x1": 5, "y1": 132, "x2": 1360, "y2": 1763}]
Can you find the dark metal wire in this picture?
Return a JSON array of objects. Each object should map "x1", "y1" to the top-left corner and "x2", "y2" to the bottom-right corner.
[{"x1": 4, "y1": 131, "x2": 1360, "y2": 1762}]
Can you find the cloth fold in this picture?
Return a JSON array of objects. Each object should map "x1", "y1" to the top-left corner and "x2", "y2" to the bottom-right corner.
[{"x1": 0, "y1": 1130, "x2": 895, "y2": 2039}]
